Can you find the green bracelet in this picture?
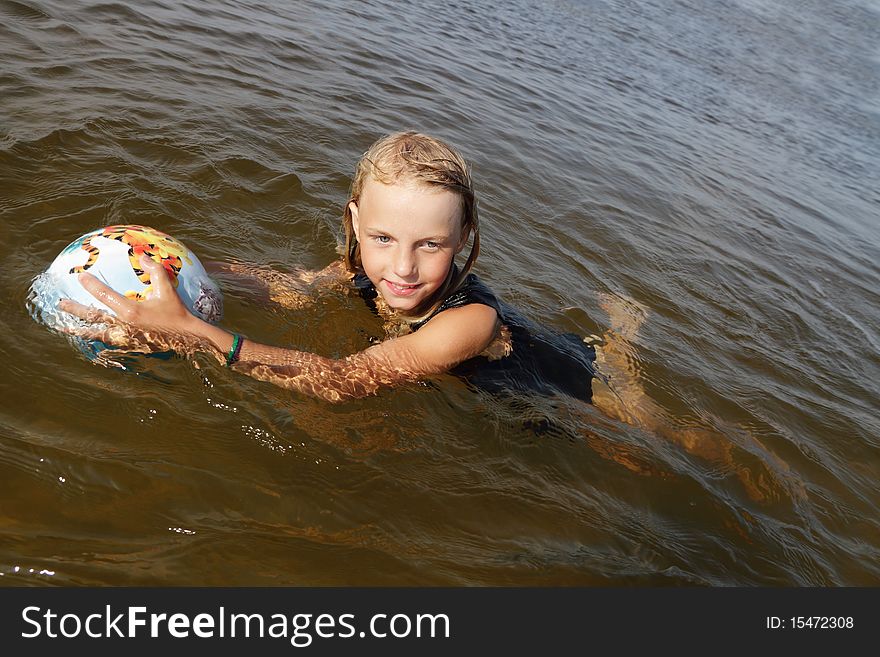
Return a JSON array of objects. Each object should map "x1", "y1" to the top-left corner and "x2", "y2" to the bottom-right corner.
[{"x1": 226, "y1": 333, "x2": 243, "y2": 367}]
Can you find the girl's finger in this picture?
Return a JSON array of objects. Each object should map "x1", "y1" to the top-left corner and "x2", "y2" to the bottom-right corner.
[
  {"x1": 62, "y1": 325, "x2": 111, "y2": 342},
  {"x1": 77, "y1": 272, "x2": 131, "y2": 315},
  {"x1": 64, "y1": 323, "x2": 136, "y2": 348},
  {"x1": 139, "y1": 254, "x2": 175, "y2": 296},
  {"x1": 57, "y1": 299, "x2": 115, "y2": 324}
]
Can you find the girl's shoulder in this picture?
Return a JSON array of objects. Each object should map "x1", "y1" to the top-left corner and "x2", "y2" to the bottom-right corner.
[{"x1": 411, "y1": 273, "x2": 502, "y2": 331}]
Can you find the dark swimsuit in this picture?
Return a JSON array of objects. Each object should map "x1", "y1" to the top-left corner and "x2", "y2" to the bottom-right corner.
[{"x1": 353, "y1": 272, "x2": 598, "y2": 403}]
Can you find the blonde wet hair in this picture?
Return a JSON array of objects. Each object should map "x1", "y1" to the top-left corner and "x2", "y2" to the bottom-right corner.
[{"x1": 342, "y1": 131, "x2": 480, "y2": 321}]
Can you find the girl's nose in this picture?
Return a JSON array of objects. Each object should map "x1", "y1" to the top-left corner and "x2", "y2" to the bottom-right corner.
[{"x1": 393, "y1": 249, "x2": 416, "y2": 279}]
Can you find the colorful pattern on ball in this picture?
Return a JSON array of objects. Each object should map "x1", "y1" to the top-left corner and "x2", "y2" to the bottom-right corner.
[{"x1": 66, "y1": 224, "x2": 191, "y2": 301}]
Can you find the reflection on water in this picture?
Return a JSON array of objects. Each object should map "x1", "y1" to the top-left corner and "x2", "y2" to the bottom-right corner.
[{"x1": 1, "y1": 0, "x2": 878, "y2": 585}]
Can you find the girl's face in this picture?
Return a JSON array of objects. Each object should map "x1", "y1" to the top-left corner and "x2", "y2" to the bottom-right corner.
[{"x1": 350, "y1": 177, "x2": 466, "y2": 315}]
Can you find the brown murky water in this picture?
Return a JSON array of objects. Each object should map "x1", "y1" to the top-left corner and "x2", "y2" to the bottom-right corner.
[{"x1": 1, "y1": 0, "x2": 878, "y2": 585}]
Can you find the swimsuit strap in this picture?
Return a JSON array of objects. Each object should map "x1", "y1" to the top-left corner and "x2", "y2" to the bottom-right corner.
[{"x1": 410, "y1": 273, "x2": 502, "y2": 331}]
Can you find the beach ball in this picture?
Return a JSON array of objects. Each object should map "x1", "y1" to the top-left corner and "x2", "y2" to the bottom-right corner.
[{"x1": 28, "y1": 224, "x2": 223, "y2": 354}]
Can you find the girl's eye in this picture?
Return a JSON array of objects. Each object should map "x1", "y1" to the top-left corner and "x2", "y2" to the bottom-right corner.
[
  {"x1": 374, "y1": 235, "x2": 390, "y2": 244},
  {"x1": 424, "y1": 241, "x2": 440, "y2": 250}
]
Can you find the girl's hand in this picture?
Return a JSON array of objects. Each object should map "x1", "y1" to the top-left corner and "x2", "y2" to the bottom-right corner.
[{"x1": 57, "y1": 255, "x2": 208, "y2": 356}]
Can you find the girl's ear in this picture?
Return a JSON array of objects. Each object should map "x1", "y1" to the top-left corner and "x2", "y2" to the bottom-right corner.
[{"x1": 349, "y1": 201, "x2": 360, "y2": 237}]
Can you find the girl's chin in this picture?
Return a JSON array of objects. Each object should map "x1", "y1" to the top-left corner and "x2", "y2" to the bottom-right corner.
[
  {"x1": 381, "y1": 292, "x2": 430, "y2": 315},
  {"x1": 385, "y1": 298, "x2": 421, "y2": 313}
]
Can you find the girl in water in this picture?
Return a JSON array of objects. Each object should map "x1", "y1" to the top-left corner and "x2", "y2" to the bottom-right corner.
[
  {"x1": 60, "y1": 131, "x2": 620, "y2": 407},
  {"x1": 58, "y1": 131, "x2": 797, "y2": 502}
]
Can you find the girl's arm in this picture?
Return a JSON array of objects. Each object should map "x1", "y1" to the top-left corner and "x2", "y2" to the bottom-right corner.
[
  {"x1": 59, "y1": 255, "x2": 499, "y2": 401},
  {"x1": 206, "y1": 259, "x2": 350, "y2": 310},
  {"x1": 228, "y1": 303, "x2": 499, "y2": 401}
]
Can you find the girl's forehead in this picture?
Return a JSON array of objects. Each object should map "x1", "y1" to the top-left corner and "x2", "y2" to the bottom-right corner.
[{"x1": 359, "y1": 178, "x2": 462, "y2": 222}]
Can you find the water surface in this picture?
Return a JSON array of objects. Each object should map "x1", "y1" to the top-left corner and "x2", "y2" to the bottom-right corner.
[{"x1": 1, "y1": 0, "x2": 878, "y2": 585}]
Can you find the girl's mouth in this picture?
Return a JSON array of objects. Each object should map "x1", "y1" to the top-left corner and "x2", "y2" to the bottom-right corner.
[{"x1": 384, "y1": 280, "x2": 421, "y2": 296}]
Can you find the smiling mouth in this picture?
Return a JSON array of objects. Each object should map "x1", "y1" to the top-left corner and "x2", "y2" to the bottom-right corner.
[{"x1": 384, "y1": 280, "x2": 421, "y2": 295}]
